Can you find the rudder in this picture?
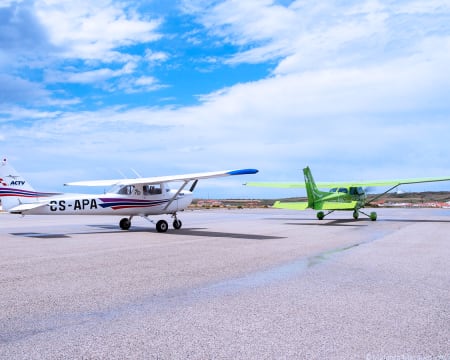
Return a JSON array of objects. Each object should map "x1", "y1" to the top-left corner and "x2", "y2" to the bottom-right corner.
[
  {"x1": 0, "y1": 158, "x2": 48, "y2": 211},
  {"x1": 303, "y1": 166, "x2": 327, "y2": 209}
]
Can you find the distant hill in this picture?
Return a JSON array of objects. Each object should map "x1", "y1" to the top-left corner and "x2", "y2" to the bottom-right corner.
[{"x1": 368, "y1": 191, "x2": 450, "y2": 204}]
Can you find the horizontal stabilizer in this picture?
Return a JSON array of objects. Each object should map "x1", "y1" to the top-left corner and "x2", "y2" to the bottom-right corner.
[
  {"x1": 8, "y1": 202, "x2": 47, "y2": 214},
  {"x1": 273, "y1": 201, "x2": 309, "y2": 210},
  {"x1": 317, "y1": 201, "x2": 359, "y2": 210}
]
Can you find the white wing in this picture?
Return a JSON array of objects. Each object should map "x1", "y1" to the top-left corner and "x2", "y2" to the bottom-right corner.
[{"x1": 65, "y1": 169, "x2": 258, "y2": 187}]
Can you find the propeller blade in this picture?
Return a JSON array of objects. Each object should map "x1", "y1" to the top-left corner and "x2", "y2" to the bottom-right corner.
[
  {"x1": 189, "y1": 179, "x2": 199, "y2": 192},
  {"x1": 364, "y1": 186, "x2": 376, "y2": 194}
]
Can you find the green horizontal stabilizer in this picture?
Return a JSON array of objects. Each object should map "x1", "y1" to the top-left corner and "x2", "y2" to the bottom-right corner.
[
  {"x1": 317, "y1": 201, "x2": 359, "y2": 210},
  {"x1": 273, "y1": 201, "x2": 309, "y2": 210}
]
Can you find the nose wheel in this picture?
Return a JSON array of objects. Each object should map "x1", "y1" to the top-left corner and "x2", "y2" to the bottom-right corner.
[
  {"x1": 173, "y1": 219, "x2": 182, "y2": 229},
  {"x1": 359, "y1": 210, "x2": 378, "y2": 221}
]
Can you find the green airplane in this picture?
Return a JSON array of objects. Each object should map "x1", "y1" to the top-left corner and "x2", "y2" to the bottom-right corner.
[{"x1": 246, "y1": 167, "x2": 450, "y2": 221}]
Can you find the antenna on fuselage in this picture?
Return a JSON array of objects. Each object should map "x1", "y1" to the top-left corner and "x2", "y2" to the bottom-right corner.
[
  {"x1": 116, "y1": 169, "x2": 127, "y2": 178},
  {"x1": 131, "y1": 168, "x2": 142, "y2": 178}
]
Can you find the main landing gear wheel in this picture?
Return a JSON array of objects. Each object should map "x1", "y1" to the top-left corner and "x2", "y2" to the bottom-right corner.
[
  {"x1": 370, "y1": 211, "x2": 378, "y2": 221},
  {"x1": 156, "y1": 220, "x2": 169, "y2": 233},
  {"x1": 353, "y1": 210, "x2": 359, "y2": 220},
  {"x1": 119, "y1": 217, "x2": 131, "y2": 230},
  {"x1": 317, "y1": 211, "x2": 325, "y2": 220},
  {"x1": 173, "y1": 219, "x2": 182, "y2": 230}
]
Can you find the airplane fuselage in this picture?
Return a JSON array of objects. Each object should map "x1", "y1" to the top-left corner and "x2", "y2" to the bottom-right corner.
[
  {"x1": 10, "y1": 187, "x2": 193, "y2": 216},
  {"x1": 327, "y1": 186, "x2": 367, "y2": 207}
]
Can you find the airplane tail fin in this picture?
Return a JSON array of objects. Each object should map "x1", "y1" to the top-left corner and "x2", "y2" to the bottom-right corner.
[
  {"x1": 0, "y1": 158, "x2": 42, "y2": 211},
  {"x1": 303, "y1": 166, "x2": 324, "y2": 208}
]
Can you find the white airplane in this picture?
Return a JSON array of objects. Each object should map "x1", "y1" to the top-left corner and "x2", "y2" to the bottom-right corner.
[{"x1": 0, "y1": 158, "x2": 258, "y2": 232}]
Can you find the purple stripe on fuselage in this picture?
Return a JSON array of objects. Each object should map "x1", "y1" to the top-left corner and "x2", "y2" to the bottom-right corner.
[
  {"x1": 98, "y1": 198, "x2": 169, "y2": 209},
  {"x1": 0, "y1": 188, "x2": 57, "y2": 197}
]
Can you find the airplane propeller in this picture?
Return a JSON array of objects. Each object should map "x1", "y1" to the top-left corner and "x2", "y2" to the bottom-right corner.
[
  {"x1": 364, "y1": 186, "x2": 377, "y2": 194},
  {"x1": 189, "y1": 179, "x2": 199, "y2": 192}
]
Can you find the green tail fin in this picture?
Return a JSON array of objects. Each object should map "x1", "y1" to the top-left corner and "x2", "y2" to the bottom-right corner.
[{"x1": 303, "y1": 166, "x2": 322, "y2": 208}]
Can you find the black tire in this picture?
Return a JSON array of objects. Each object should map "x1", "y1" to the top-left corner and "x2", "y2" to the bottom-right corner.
[
  {"x1": 156, "y1": 220, "x2": 168, "y2": 233},
  {"x1": 119, "y1": 218, "x2": 131, "y2": 230},
  {"x1": 173, "y1": 219, "x2": 182, "y2": 230}
]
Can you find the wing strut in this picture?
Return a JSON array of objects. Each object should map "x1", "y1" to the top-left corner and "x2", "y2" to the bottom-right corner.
[
  {"x1": 365, "y1": 183, "x2": 408, "y2": 205},
  {"x1": 163, "y1": 180, "x2": 189, "y2": 211}
]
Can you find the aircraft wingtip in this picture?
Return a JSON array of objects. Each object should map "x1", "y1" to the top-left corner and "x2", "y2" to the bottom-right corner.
[{"x1": 228, "y1": 169, "x2": 259, "y2": 176}]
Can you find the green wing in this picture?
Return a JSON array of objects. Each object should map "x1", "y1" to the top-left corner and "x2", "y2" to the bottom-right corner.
[
  {"x1": 344, "y1": 176, "x2": 450, "y2": 187},
  {"x1": 246, "y1": 176, "x2": 450, "y2": 189},
  {"x1": 246, "y1": 181, "x2": 348, "y2": 188}
]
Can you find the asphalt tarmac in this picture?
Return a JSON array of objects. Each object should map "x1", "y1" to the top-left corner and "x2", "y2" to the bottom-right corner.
[{"x1": 0, "y1": 208, "x2": 449, "y2": 359}]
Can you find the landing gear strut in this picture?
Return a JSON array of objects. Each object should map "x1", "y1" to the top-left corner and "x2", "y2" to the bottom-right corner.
[
  {"x1": 122, "y1": 213, "x2": 184, "y2": 233},
  {"x1": 316, "y1": 210, "x2": 334, "y2": 220},
  {"x1": 315, "y1": 209, "x2": 377, "y2": 221},
  {"x1": 172, "y1": 213, "x2": 182, "y2": 230},
  {"x1": 143, "y1": 213, "x2": 183, "y2": 233}
]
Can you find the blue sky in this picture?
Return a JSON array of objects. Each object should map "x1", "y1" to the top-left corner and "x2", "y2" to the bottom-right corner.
[{"x1": 1, "y1": 0, "x2": 450, "y2": 198}]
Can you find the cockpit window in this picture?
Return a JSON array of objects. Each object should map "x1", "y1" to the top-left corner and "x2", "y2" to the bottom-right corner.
[
  {"x1": 330, "y1": 188, "x2": 337, "y2": 193},
  {"x1": 349, "y1": 187, "x2": 365, "y2": 195},
  {"x1": 338, "y1": 188, "x2": 348, "y2": 193},
  {"x1": 143, "y1": 184, "x2": 162, "y2": 195},
  {"x1": 118, "y1": 185, "x2": 135, "y2": 195}
]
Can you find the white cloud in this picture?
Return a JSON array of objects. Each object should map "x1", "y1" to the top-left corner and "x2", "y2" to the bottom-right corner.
[
  {"x1": 35, "y1": 0, "x2": 162, "y2": 62},
  {"x1": 0, "y1": 0, "x2": 167, "y2": 103},
  {"x1": 145, "y1": 49, "x2": 169, "y2": 64},
  {"x1": 45, "y1": 62, "x2": 137, "y2": 84},
  {"x1": 0, "y1": 75, "x2": 50, "y2": 104},
  {"x1": 0, "y1": 106, "x2": 61, "y2": 121},
  {"x1": 117, "y1": 75, "x2": 166, "y2": 93},
  {"x1": 184, "y1": 0, "x2": 450, "y2": 77}
]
